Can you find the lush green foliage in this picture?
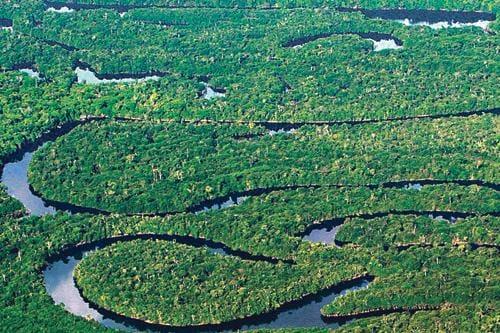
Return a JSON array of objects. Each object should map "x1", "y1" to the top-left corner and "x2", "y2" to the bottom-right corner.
[
  {"x1": 322, "y1": 247, "x2": 499, "y2": 318},
  {"x1": 1, "y1": 203, "x2": 498, "y2": 331},
  {"x1": 41, "y1": 0, "x2": 499, "y2": 11},
  {"x1": 75, "y1": 238, "x2": 362, "y2": 326},
  {"x1": 144, "y1": 184, "x2": 499, "y2": 259},
  {"x1": 334, "y1": 304, "x2": 499, "y2": 332},
  {"x1": 0, "y1": 201, "x2": 365, "y2": 330},
  {"x1": 255, "y1": 304, "x2": 500, "y2": 332},
  {"x1": 2, "y1": 5, "x2": 498, "y2": 122},
  {"x1": 30, "y1": 116, "x2": 498, "y2": 213},
  {"x1": 0, "y1": 0, "x2": 498, "y2": 332},
  {"x1": 0, "y1": 213, "x2": 117, "y2": 332},
  {"x1": 336, "y1": 214, "x2": 500, "y2": 247},
  {"x1": 0, "y1": 185, "x2": 25, "y2": 218}
]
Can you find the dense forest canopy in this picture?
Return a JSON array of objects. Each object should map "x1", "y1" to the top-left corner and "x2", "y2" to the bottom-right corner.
[
  {"x1": 29, "y1": 117, "x2": 499, "y2": 213},
  {"x1": 0, "y1": 0, "x2": 498, "y2": 332},
  {"x1": 41, "y1": 0, "x2": 500, "y2": 11}
]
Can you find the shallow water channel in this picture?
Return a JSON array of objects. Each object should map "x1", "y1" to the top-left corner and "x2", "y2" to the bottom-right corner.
[
  {"x1": 1, "y1": 151, "x2": 56, "y2": 216},
  {"x1": 75, "y1": 67, "x2": 163, "y2": 84},
  {"x1": 43, "y1": 237, "x2": 370, "y2": 332},
  {"x1": 1, "y1": 115, "x2": 496, "y2": 332},
  {"x1": 340, "y1": 8, "x2": 496, "y2": 32},
  {"x1": 0, "y1": 120, "x2": 372, "y2": 331}
]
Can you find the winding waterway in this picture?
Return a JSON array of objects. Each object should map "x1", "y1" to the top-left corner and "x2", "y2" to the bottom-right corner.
[
  {"x1": 3, "y1": 118, "x2": 497, "y2": 218},
  {"x1": 0, "y1": 118, "x2": 372, "y2": 332},
  {"x1": 1, "y1": 111, "x2": 498, "y2": 332},
  {"x1": 339, "y1": 8, "x2": 495, "y2": 32},
  {"x1": 2, "y1": 5, "x2": 499, "y2": 331},
  {"x1": 75, "y1": 67, "x2": 163, "y2": 85},
  {"x1": 300, "y1": 210, "x2": 488, "y2": 246},
  {"x1": 1, "y1": 151, "x2": 56, "y2": 216},
  {"x1": 43, "y1": 234, "x2": 370, "y2": 332},
  {"x1": 284, "y1": 32, "x2": 403, "y2": 50}
]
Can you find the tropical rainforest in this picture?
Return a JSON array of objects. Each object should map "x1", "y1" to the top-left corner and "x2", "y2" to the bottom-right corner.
[{"x1": 0, "y1": 0, "x2": 498, "y2": 332}]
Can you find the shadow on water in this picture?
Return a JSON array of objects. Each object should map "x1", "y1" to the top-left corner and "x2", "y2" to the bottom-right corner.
[
  {"x1": 299, "y1": 210, "x2": 497, "y2": 246},
  {"x1": 1, "y1": 152, "x2": 56, "y2": 216},
  {"x1": 283, "y1": 32, "x2": 403, "y2": 48},
  {"x1": 43, "y1": 237, "x2": 371, "y2": 332},
  {"x1": 338, "y1": 8, "x2": 495, "y2": 23},
  {"x1": 0, "y1": 18, "x2": 13, "y2": 27},
  {"x1": 2, "y1": 114, "x2": 497, "y2": 331},
  {"x1": 0, "y1": 121, "x2": 92, "y2": 216},
  {"x1": 337, "y1": 8, "x2": 495, "y2": 32},
  {"x1": 1, "y1": 113, "x2": 498, "y2": 218}
]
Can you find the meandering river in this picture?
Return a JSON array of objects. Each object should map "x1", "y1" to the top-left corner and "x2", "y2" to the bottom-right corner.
[
  {"x1": 43, "y1": 234, "x2": 370, "y2": 332},
  {"x1": 1, "y1": 108, "x2": 498, "y2": 332},
  {"x1": 1, "y1": 4, "x2": 498, "y2": 331}
]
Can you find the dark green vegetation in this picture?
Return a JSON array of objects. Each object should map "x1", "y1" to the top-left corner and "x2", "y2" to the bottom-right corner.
[
  {"x1": 42, "y1": 0, "x2": 498, "y2": 11},
  {"x1": 333, "y1": 305, "x2": 500, "y2": 332},
  {"x1": 69, "y1": 183, "x2": 499, "y2": 325},
  {"x1": 0, "y1": 185, "x2": 25, "y2": 218},
  {"x1": 1, "y1": 186, "x2": 498, "y2": 330},
  {"x1": 335, "y1": 214, "x2": 499, "y2": 247},
  {"x1": 1, "y1": 2, "x2": 499, "y2": 123},
  {"x1": 0, "y1": 0, "x2": 499, "y2": 332},
  {"x1": 322, "y1": 247, "x2": 498, "y2": 320},
  {"x1": 130, "y1": 184, "x2": 499, "y2": 259},
  {"x1": 30, "y1": 115, "x2": 498, "y2": 213},
  {"x1": 75, "y1": 239, "x2": 361, "y2": 326}
]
